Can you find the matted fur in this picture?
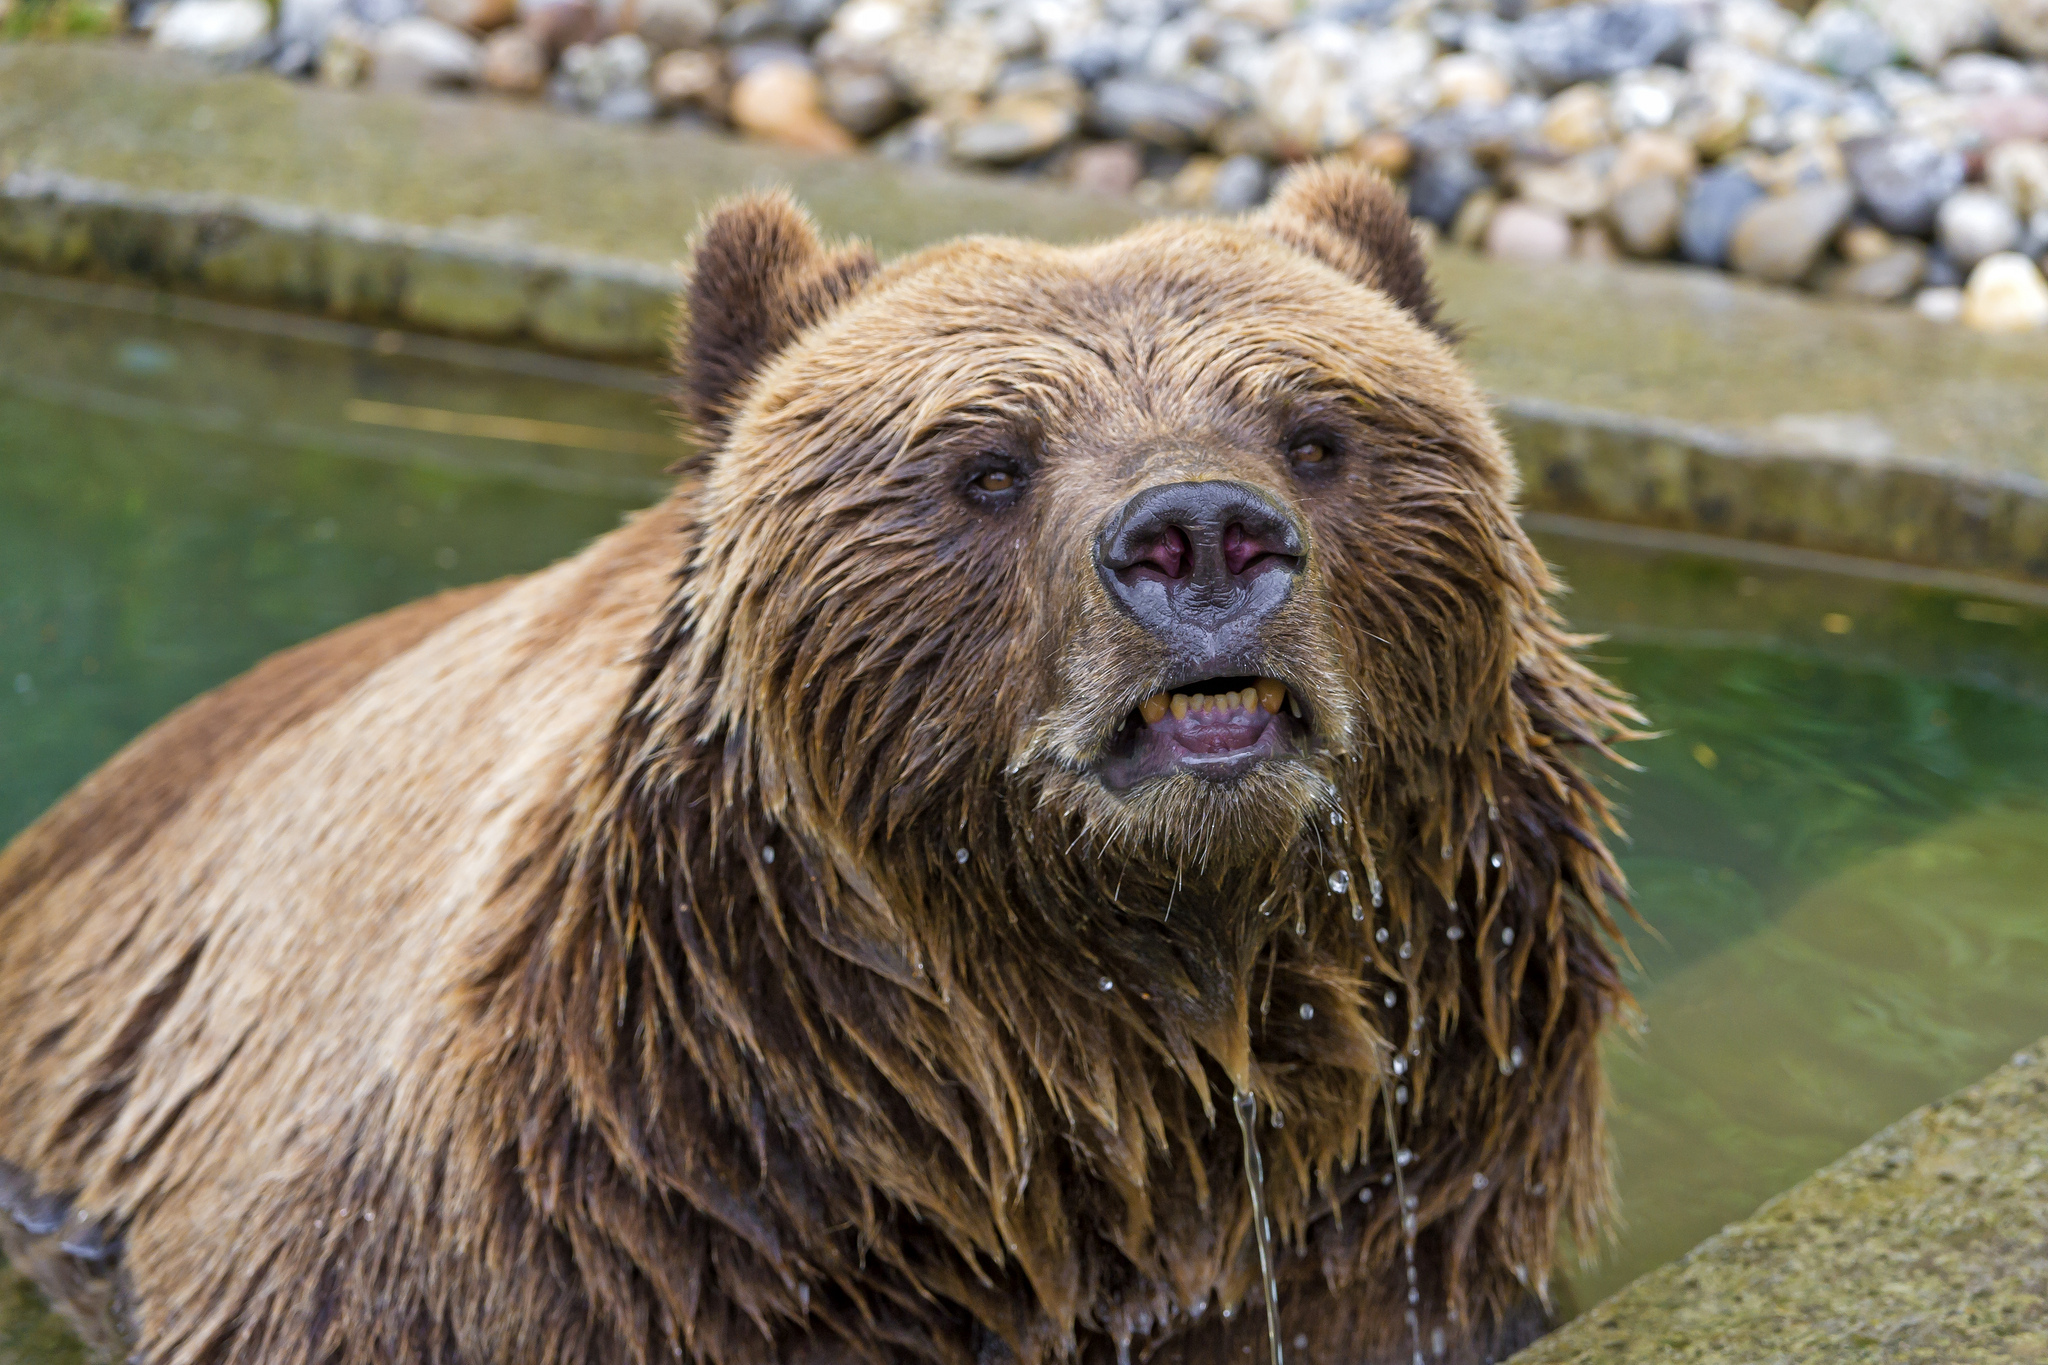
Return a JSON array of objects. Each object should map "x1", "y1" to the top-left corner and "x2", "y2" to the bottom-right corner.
[{"x1": 0, "y1": 165, "x2": 1639, "y2": 1365}]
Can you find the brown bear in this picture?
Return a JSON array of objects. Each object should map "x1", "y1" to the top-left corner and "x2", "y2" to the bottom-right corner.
[{"x1": 0, "y1": 163, "x2": 1637, "y2": 1365}]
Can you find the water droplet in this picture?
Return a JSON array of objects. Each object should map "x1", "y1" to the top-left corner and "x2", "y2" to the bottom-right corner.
[
  {"x1": 1294, "y1": 915, "x2": 1306, "y2": 935},
  {"x1": 1501, "y1": 927, "x2": 1514, "y2": 945},
  {"x1": 798, "y1": 1283, "x2": 810, "y2": 1309},
  {"x1": 1358, "y1": 1187, "x2": 1373, "y2": 1203},
  {"x1": 1488, "y1": 801, "x2": 1499, "y2": 822},
  {"x1": 1510, "y1": 1044, "x2": 1525, "y2": 1070},
  {"x1": 1293, "y1": 1335, "x2": 1308, "y2": 1351},
  {"x1": 954, "y1": 847, "x2": 969, "y2": 864},
  {"x1": 1328, "y1": 869, "x2": 1351, "y2": 895},
  {"x1": 1440, "y1": 843, "x2": 1452, "y2": 859},
  {"x1": 1370, "y1": 876, "x2": 1383, "y2": 907},
  {"x1": 1472, "y1": 1172, "x2": 1489, "y2": 1190},
  {"x1": 1099, "y1": 977, "x2": 1115, "y2": 992},
  {"x1": 1299, "y1": 1003, "x2": 1315, "y2": 1021},
  {"x1": 1408, "y1": 1287, "x2": 1420, "y2": 1305},
  {"x1": 1395, "y1": 1085, "x2": 1408, "y2": 1104},
  {"x1": 1446, "y1": 926, "x2": 1463, "y2": 940},
  {"x1": 1392, "y1": 1056, "x2": 1407, "y2": 1076},
  {"x1": 1330, "y1": 809, "x2": 1345, "y2": 826},
  {"x1": 1375, "y1": 927, "x2": 1389, "y2": 943},
  {"x1": 1489, "y1": 851, "x2": 1503, "y2": 869},
  {"x1": 1395, "y1": 1148, "x2": 1413, "y2": 1166},
  {"x1": 1352, "y1": 904, "x2": 1366, "y2": 922},
  {"x1": 1432, "y1": 1326, "x2": 1447, "y2": 1358},
  {"x1": 1269, "y1": 1108, "x2": 1284, "y2": 1129},
  {"x1": 761, "y1": 845, "x2": 775, "y2": 864},
  {"x1": 1398, "y1": 940, "x2": 1412, "y2": 959},
  {"x1": 1530, "y1": 1181, "x2": 1546, "y2": 1196},
  {"x1": 1384, "y1": 990, "x2": 1398, "y2": 1007},
  {"x1": 1403, "y1": 1194, "x2": 1417, "y2": 1211}
]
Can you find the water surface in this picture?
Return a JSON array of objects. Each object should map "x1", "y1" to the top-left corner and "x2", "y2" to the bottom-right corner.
[{"x1": 3, "y1": 276, "x2": 2046, "y2": 1350}]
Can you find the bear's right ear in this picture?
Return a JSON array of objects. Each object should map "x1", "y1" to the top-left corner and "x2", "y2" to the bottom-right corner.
[
  {"x1": 676, "y1": 190, "x2": 879, "y2": 447},
  {"x1": 1251, "y1": 162, "x2": 1454, "y2": 341}
]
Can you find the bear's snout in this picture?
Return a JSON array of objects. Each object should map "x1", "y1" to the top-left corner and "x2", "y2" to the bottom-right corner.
[{"x1": 1093, "y1": 480, "x2": 1304, "y2": 644}]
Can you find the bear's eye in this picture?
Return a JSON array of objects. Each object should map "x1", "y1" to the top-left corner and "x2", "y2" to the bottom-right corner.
[
  {"x1": 963, "y1": 456, "x2": 1027, "y2": 507},
  {"x1": 975, "y1": 469, "x2": 1015, "y2": 492},
  {"x1": 1287, "y1": 439, "x2": 1330, "y2": 466}
]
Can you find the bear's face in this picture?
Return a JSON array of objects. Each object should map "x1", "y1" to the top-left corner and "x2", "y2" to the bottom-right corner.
[{"x1": 679, "y1": 169, "x2": 1532, "y2": 877}]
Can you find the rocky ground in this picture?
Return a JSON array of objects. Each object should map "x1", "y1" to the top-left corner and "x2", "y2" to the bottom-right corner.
[{"x1": 13, "y1": 0, "x2": 2048, "y2": 332}]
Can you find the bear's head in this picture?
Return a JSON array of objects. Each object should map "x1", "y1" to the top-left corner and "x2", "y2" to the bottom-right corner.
[{"x1": 669, "y1": 165, "x2": 1590, "y2": 905}]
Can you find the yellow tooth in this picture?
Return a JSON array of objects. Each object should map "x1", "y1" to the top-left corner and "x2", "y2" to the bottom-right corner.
[
  {"x1": 1257, "y1": 678, "x2": 1285, "y2": 713},
  {"x1": 1171, "y1": 694, "x2": 1189, "y2": 721},
  {"x1": 1241, "y1": 687, "x2": 1257, "y2": 711},
  {"x1": 1141, "y1": 693, "x2": 1168, "y2": 725}
]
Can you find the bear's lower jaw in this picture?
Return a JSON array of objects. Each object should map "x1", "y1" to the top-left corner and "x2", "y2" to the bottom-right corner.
[{"x1": 1093, "y1": 697, "x2": 1308, "y2": 792}]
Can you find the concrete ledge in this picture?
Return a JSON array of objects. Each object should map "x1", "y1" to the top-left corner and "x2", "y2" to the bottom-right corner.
[
  {"x1": 1520, "y1": 1041, "x2": 2048, "y2": 1364},
  {"x1": 0, "y1": 169, "x2": 683, "y2": 357},
  {"x1": 1503, "y1": 398, "x2": 2048, "y2": 586}
]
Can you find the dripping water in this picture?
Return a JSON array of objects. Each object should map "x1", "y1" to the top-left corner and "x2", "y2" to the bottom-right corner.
[
  {"x1": 1380, "y1": 1019, "x2": 1428, "y2": 1365},
  {"x1": 1232, "y1": 1090, "x2": 1285, "y2": 1365}
]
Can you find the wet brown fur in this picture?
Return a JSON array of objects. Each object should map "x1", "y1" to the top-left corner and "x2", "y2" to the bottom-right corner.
[{"x1": 0, "y1": 164, "x2": 1640, "y2": 1365}]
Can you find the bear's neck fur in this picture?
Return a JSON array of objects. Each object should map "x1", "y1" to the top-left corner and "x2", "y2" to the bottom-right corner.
[{"x1": 471, "y1": 510, "x2": 1636, "y2": 1365}]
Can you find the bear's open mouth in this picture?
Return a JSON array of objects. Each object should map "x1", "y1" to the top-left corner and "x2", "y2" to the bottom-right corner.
[{"x1": 1095, "y1": 675, "x2": 1308, "y2": 790}]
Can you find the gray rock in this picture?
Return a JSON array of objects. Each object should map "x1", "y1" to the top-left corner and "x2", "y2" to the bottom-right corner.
[
  {"x1": 1511, "y1": 2, "x2": 1689, "y2": 92},
  {"x1": 370, "y1": 16, "x2": 482, "y2": 90},
  {"x1": 1729, "y1": 181, "x2": 1854, "y2": 285},
  {"x1": 951, "y1": 97, "x2": 1079, "y2": 165},
  {"x1": 1825, "y1": 242, "x2": 1928, "y2": 301},
  {"x1": 629, "y1": 0, "x2": 716, "y2": 52},
  {"x1": 151, "y1": 0, "x2": 271, "y2": 56},
  {"x1": 1087, "y1": 78, "x2": 1229, "y2": 151},
  {"x1": 1843, "y1": 134, "x2": 1966, "y2": 238},
  {"x1": 1923, "y1": 246, "x2": 1964, "y2": 289},
  {"x1": 821, "y1": 66, "x2": 902, "y2": 137},
  {"x1": 1406, "y1": 149, "x2": 1488, "y2": 229},
  {"x1": 1609, "y1": 173, "x2": 1682, "y2": 257},
  {"x1": 1785, "y1": 4, "x2": 1896, "y2": 80},
  {"x1": 1679, "y1": 164, "x2": 1767, "y2": 267},
  {"x1": 1208, "y1": 153, "x2": 1269, "y2": 211},
  {"x1": 1937, "y1": 188, "x2": 2022, "y2": 267},
  {"x1": 557, "y1": 32, "x2": 649, "y2": 108}
]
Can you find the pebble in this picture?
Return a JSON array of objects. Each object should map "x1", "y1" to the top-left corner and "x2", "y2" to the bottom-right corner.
[
  {"x1": 730, "y1": 59, "x2": 855, "y2": 152},
  {"x1": 1915, "y1": 284, "x2": 1966, "y2": 321},
  {"x1": 1540, "y1": 83, "x2": 1612, "y2": 155},
  {"x1": 1069, "y1": 141, "x2": 1143, "y2": 197},
  {"x1": 1843, "y1": 134, "x2": 1967, "y2": 237},
  {"x1": 625, "y1": 0, "x2": 715, "y2": 53},
  {"x1": 1960, "y1": 250, "x2": 2048, "y2": 330},
  {"x1": 1512, "y1": 1, "x2": 1692, "y2": 92},
  {"x1": 424, "y1": 0, "x2": 513, "y2": 35},
  {"x1": 480, "y1": 27, "x2": 546, "y2": 93},
  {"x1": 652, "y1": 47, "x2": 723, "y2": 113},
  {"x1": 1433, "y1": 53, "x2": 1511, "y2": 111},
  {"x1": 370, "y1": 16, "x2": 482, "y2": 90},
  {"x1": 1938, "y1": 188, "x2": 2023, "y2": 267},
  {"x1": 1514, "y1": 157, "x2": 1609, "y2": 219},
  {"x1": 1825, "y1": 241, "x2": 1928, "y2": 301},
  {"x1": 1991, "y1": 0, "x2": 2048, "y2": 56},
  {"x1": 1609, "y1": 173, "x2": 1683, "y2": 257},
  {"x1": 1680, "y1": 163, "x2": 1768, "y2": 267},
  {"x1": 1987, "y1": 140, "x2": 2048, "y2": 217},
  {"x1": 557, "y1": 32, "x2": 649, "y2": 112},
  {"x1": 1784, "y1": 3, "x2": 1895, "y2": 80},
  {"x1": 1729, "y1": 180, "x2": 1854, "y2": 284},
  {"x1": 151, "y1": 0, "x2": 271, "y2": 55},
  {"x1": 952, "y1": 94, "x2": 1079, "y2": 166},
  {"x1": 1407, "y1": 148, "x2": 1488, "y2": 230},
  {"x1": 1209, "y1": 153, "x2": 1270, "y2": 211},
  {"x1": 1485, "y1": 201, "x2": 1573, "y2": 264},
  {"x1": 1088, "y1": 78, "x2": 1228, "y2": 152},
  {"x1": 1608, "y1": 129, "x2": 1696, "y2": 192},
  {"x1": 819, "y1": 65, "x2": 900, "y2": 137}
]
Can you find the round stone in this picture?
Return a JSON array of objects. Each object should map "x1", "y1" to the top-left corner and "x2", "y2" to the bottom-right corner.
[
  {"x1": 1406, "y1": 149, "x2": 1488, "y2": 231},
  {"x1": 652, "y1": 47, "x2": 723, "y2": 112},
  {"x1": 1824, "y1": 242, "x2": 1928, "y2": 302},
  {"x1": 1087, "y1": 78, "x2": 1228, "y2": 152},
  {"x1": 425, "y1": 0, "x2": 515, "y2": 34},
  {"x1": 626, "y1": 0, "x2": 715, "y2": 52},
  {"x1": 1069, "y1": 142, "x2": 1143, "y2": 197},
  {"x1": 369, "y1": 17, "x2": 483, "y2": 91},
  {"x1": 730, "y1": 60, "x2": 855, "y2": 153},
  {"x1": 951, "y1": 96, "x2": 1078, "y2": 166},
  {"x1": 1938, "y1": 189, "x2": 2023, "y2": 268},
  {"x1": 1208, "y1": 154, "x2": 1271, "y2": 212},
  {"x1": 480, "y1": 27, "x2": 548, "y2": 93},
  {"x1": 819, "y1": 64, "x2": 901, "y2": 137},
  {"x1": 1991, "y1": 0, "x2": 2048, "y2": 56},
  {"x1": 1512, "y1": 0, "x2": 1691, "y2": 92},
  {"x1": 1914, "y1": 285, "x2": 1966, "y2": 322},
  {"x1": 1608, "y1": 173, "x2": 1683, "y2": 258},
  {"x1": 1540, "y1": 83, "x2": 1611, "y2": 155},
  {"x1": 1485, "y1": 201, "x2": 1573, "y2": 265},
  {"x1": 1432, "y1": 53, "x2": 1510, "y2": 111},
  {"x1": 1729, "y1": 181, "x2": 1855, "y2": 285},
  {"x1": 1843, "y1": 134, "x2": 1967, "y2": 238},
  {"x1": 1680, "y1": 164, "x2": 1768, "y2": 268},
  {"x1": 1960, "y1": 251, "x2": 2048, "y2": 331},
  {"x1": 151, "y1": 0, "x2": 270, "y2": 55},
  {"x1": 1988, "y1": 140, "x2": 2048, "y2": 218}
]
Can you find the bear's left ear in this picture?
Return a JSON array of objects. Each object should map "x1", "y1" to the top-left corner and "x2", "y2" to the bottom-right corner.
[
  {"x1": 676, "y1": 189, "x2": 879, "y2": 447},
  {"x1": 1252, "y1": 162, "x2": 1453, "y2": 341}
]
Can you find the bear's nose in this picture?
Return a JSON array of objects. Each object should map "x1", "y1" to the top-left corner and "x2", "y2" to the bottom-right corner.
[{"x1": 1095, "y1": 481, "x2": 1305, "y2": 636}]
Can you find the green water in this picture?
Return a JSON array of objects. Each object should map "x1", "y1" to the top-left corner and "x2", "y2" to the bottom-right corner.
[{"x1": 4, "y1": 275, "x2": 2048, "y2": 1352}]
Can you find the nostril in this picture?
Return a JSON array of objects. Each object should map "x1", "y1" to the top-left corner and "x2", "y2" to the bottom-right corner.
[
  {"x1": 1222, "y1": 523, "x2": 1296, "y2": 578},
  {"x1": 1132, "y1": 526, "x2": 1190, "y2": 580}
]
